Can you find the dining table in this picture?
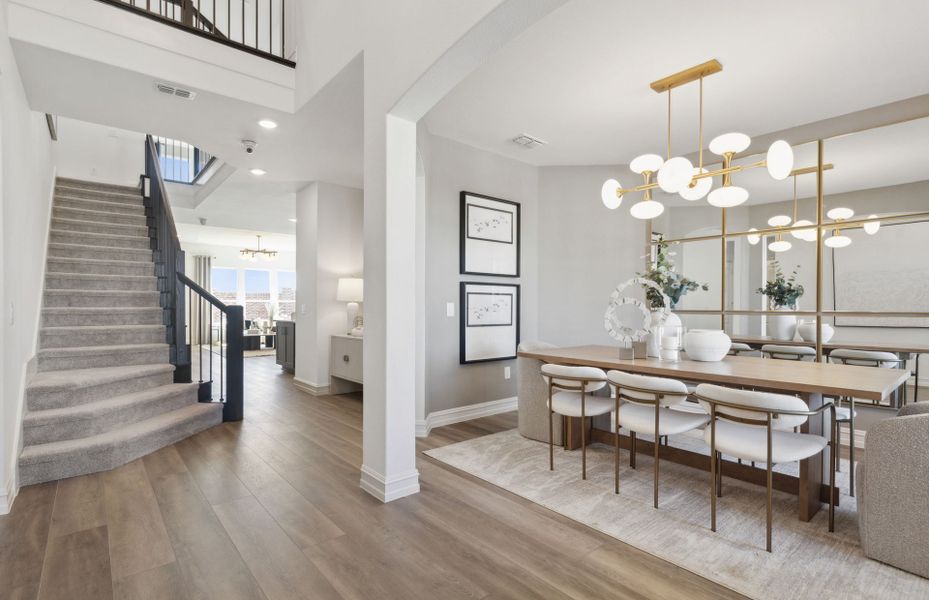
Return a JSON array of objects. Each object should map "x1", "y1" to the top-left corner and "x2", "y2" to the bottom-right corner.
[{"x1": 517, "y1": 344, "x2": 911, "y2": 522}]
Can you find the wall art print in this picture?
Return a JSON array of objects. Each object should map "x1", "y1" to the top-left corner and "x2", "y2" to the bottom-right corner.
[
  {"x1": 460, "y1": 191, "x2": 520, "y2": 277},
  {"x1": 460, "y1": 282, "x2": 520, "y2": 364}
]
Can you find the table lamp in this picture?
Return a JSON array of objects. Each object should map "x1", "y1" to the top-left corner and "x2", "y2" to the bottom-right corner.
[{"x1": 336, "y1": 278, "x2": 364, "y2": 336}]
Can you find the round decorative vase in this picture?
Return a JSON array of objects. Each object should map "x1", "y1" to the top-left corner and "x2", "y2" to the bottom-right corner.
[
  {"x1": 768, "y1": 308, "x2": 797, "y2": 341},
  {"x1": 684, "y1": 329, "x2": 731, "y2": 362},
  {"x1": 796, "y1": 320, "x2": 835, "y2": 343},
  {"x1": 647, "y1": 311, "x2": 682, "y2": 358}
]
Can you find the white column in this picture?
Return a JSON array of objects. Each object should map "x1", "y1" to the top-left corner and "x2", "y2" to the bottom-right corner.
[{"x1": 360, "y1": 115, "x2": 420, "y2": 502}]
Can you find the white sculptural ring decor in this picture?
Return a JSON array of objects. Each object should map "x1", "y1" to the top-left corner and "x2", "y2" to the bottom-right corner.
[{"x1": 605, "y1": 278, "x2": 671, "y2": 349}]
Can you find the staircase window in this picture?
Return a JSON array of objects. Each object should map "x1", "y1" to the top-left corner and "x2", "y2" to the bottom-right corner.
[{"x1": 155, "y1": 137, "x2": 212, "y2": 184}]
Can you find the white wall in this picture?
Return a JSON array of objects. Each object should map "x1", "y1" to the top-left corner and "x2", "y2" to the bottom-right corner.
[
  {"x1": 54, "y1": 117, "x2": 144, "y2": 186},
  {"x1": 0, "y1": 0, "x2": 57, "y2": 513},
  {"x1": 293, "y1": 181, "x2": 363, "y2": 390},
  {"x1": 420, "y1": 131, "x2": 539, "y2": 415}
]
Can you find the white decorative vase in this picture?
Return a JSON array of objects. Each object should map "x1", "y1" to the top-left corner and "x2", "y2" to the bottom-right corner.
[
  {"x1": 797, "y1": 320, "x2": 835, "y2": 343},
  {"x1": 684, "y1": 329, "x2": 731, "y2": 362},
  {"x1": 647, "y1": 311, "x2": 681, "y2": 358},
  {"x1": 768, "y1": 308, "x2": 797, "y2": 341}
]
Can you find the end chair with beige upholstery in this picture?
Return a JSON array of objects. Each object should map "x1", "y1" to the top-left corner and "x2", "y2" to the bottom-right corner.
[
  {"x1": 856, "y1": 402, "x2": 929, "y2": 579},
  {"x1": 517, "y1": 341, "x2": 563, "y2": 445}
]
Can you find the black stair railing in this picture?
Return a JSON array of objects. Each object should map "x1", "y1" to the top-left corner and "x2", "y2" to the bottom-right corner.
[
  {"x1": 143, "y1": 134, "x2": 243, "y2": 422},
  {"x1": 94, "y1": 0, "x2": 293, "y2": 66}
]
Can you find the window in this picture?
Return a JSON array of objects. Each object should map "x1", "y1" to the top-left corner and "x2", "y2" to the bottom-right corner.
[
  {"x1": 277, "y1": 271, "x2": 296, "y2": 320},
  {"x1": 244, "y1": 269, "x2": 271, "y2": 323},
  {"x1": 210, "y1": 267, "x2": 238, "y2": 324}
]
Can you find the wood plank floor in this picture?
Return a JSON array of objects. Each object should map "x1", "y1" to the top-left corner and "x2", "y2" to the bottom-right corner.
[{"x1": 1, "y1": 356, "x2": 745, "y2": 600}]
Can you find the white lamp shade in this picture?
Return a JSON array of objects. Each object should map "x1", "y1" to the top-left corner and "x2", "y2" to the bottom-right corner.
[
  {"x1": 657, "y1": 156, "x2": 694, "y2": 193},
  {"x1": 709, "y1": 132, "x2": 751, "y2": 156},
  {"x1": 679, "y1": 167, "x2": 712, "y2": 201},
  {"x1": 767, "y1": 214, "x2": 792, "y2": 227},
  {"x1": 746, "y1": 228, "x2": 760, "y2": 245},
  {"x1": 630, "y1": 153, "x2": 664, "y2": 174},
  {"x1": 336, "y1": 278, "x2": 364, "y2": 302},
  {"x1": 864, "y1": 215, "x2": 881, "y2": 235},
  {"x1": 629, "y1": 199, "x2": 665, "y2": 220},
  {"x1": 601, "y1": 178, "x2": 622, "y2": 209},
  {"x1": 766, "y1": 140, "x2": 794, "y2": 180},
  {"x1": 825, "y1": 234, "x2": 851, "y2": 248},
  {"x1": 790, "y1": 219, "x2": 817, "y2": 241},
  {"x1": 827, "y1": 207, "x2": 855, "y2": 220},
  {"x1": 768, "y1": 238, "x2": 792, "y2": 252},
  {"x1": 707, "y1": 185, "x2": 748, "y2": 208}
]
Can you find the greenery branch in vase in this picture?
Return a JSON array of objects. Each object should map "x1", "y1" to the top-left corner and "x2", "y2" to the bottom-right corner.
[
  {"x1": 756, "y1": 261, "x2": 804, "y2": 340},
  {"x1": 638, "y1": 239, "x2": 709, "y2": 311}
]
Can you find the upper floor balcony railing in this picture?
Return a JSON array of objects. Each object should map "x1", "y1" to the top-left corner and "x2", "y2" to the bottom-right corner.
[
  {"x1": 155, "y1": 136, "x2": 214, "y2": 184},
  {"x1": 96, "y1": 0, "x2": 293, "y2": 66}
]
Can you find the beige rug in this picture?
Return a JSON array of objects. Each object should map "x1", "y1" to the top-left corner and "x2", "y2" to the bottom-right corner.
[{"x1": 425, "y1": 429, "x2": 929, "y2": 600}]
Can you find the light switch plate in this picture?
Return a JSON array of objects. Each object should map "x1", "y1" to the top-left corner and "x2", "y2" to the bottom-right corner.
[
  {"x1": 504, "y1": 366, "x2": 511, "y2": 380},
  {"x1": 446, "y1": 302, "x2": 455, "y2": 317}
]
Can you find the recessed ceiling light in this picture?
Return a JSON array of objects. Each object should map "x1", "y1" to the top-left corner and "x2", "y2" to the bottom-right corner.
[
  {"x1": 258, "y1": 119, "x2": 278, "y2": 129},
  {"x1": 288, "y1": 218, "x2": 297, "y2": 223},
  {"x1": 250, "y1": 168, "x2": 267, "y2": 176}
]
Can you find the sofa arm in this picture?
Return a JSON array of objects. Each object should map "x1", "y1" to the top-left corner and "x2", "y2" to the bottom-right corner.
[
  {"x1": 517, "y1": 342, "x2": 563, "y2": 445},
  {"x1": 898, "y1": 402, "x2": 929, "y2": 417},
  {"x1": 858, "y1": 413, "x2": 929, "y2": 578}
]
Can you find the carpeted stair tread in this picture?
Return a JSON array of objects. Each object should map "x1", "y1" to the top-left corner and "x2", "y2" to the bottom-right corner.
[
  {"x1": 47, "y1": 242, "x2": 152, "y2": 261},
  {"x1": 54, "y1": 197, "x2": 145, "y2": 216},
  {"x1": 40, "y1": 324, "x2": 165, "y2": 348},
  {"x1": 26, "y1": 363, "x2": 176, "y2": 411},
  {"x1": 37, "y1": 343, "x2": 169, "y2": 371},
  {"x1": 46, "y1": 257, "x2": 153, "y2": 277},
  {"x1": 43, "y1": 289, "x2": 160, "y2": 308},
  {"x1": 27, "y1": 363, "x2": 175, "y2": 393},
  {"x1": 18, "y1": 403, "x2": 223, "y2": 485},
  {"x1": 42, "y1": 306, "x2": 163, "y2": 326},
  {"x1": 38, "y1": 342, "x2": 168, "y2": 358},
  {"x1": 49, "y1": 229, "x2": 151, "y2": 249},
  {"x1": 51, "y1": 216, "x2": 149, "y2": 237},
  {"x1": 45, "y1": 272, "x2": 156, "y2": 291},
  {"x1": 54, "y1": 185, "x2": 143, "y2": 204},
  {"x1": 52, "y1": 205, "x2": 147, "y2": 226},
  {"x1": 56, "y1": 177, "x2": 140, "y2": 195},
  {"x1": 23, "y1": 383, "x2": 199, "y2": 445}
]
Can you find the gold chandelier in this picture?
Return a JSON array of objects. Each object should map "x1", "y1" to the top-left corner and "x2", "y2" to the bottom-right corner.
[
  {"x1": 240, "y1": 234, "x2": 278, "y2": 261},
  {"x1": 601, "y1": 59, "x2": 795, "y2": 219}
]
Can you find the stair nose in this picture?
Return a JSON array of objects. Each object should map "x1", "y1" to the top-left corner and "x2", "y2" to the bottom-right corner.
[
  {"x1": 51, "y1": 216, "x2": 149, "y2": 237},
  {"x1": 46, "y1": 257, "x2": 154, "y2": 277},
  {"x1": 37, "y1": 343, "x2": 170, "y2": 372},
  {"x1": 43, "y1": 289, "x2": 160, "y2": 308},
  {"x1": 47, "y1": 243, "x2": 152, "y2": 262},
  {"x1": 27, "y1": 363, "x2": 177, "y2": 411},
  {"x1": 49, "y1": 229, "x2": 151, "y2": 250},
  {"x1": 42, "y1": 307, "x2": 164, "y2": 327},
  {"x1": 46, "y1": 272, "x2": 156, "y2": 292},
  {"x1": 40, "y1": 325, "x2": 165, "y2": 349},
  {"x1": 54, "y1": 196, "x2": 145, "y2": 217}
]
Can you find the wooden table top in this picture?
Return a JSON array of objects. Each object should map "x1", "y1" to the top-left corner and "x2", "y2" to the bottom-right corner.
[
  {"x1": 517, "y1": 345, "x2": 910, "y2": 401},
  {"x1": 729, "y1": 336, "x2": 929, "y2": 355}
]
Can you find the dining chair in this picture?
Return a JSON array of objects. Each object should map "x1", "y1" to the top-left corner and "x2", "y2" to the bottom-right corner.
[
  {"x1": 695, "y1": 383, "x2": 837, "y2": 552},
  {"x1": 607, "y1": 371, "x2": 709, "y2": 506},
  {"x1": 541, "y1": 364, "x2": 609, "y2": 480},
  {"x1": 760, "y1": 344, "x2": 816, "y2": 361},
  {"x1": 728, "y1": 342, "x2": 756, "y2": 356}
]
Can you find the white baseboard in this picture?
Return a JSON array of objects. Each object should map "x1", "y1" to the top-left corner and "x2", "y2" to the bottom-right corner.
[
  {"x1": 293, "y1": 377, "x2": 330, "y2": 396},
  {"x1": 359, "y1": 465, "x2": 420, "y2": 503},
  {"x1": 416, "y1": 396, "x2": 517, "y2": 438},
  {"x1": 0, "y1": 476, "x2": 17, "y2": 516}
]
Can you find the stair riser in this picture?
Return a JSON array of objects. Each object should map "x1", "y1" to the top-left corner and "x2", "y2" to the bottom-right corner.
[
  {"x1": 47, "y1": 244, "x2": 152, "y2": 262},
  {"x1": 43, "y1": 292, "x2": 160, "y2": 308},
  {"x1": 42, "y1": 309, "x2": 164, "y2": 327},
  {"x1": 55, "y1": 197, "x2": 144, "y2": 216},
  {"x1": 52, "y1": 206, "x2": 148, "y2": 226},
  {"x1": 46, "y1": 260, "x2": 153, "y2": 277},
  {"x1": 55, "y1": 186, "x2": 142, "y2": 205},
  {"x1": 24, "y1": 387, "x2": 198, "y2": 445},
  {"x1": 50, "y1": 231, "x2": 151, "y2": 250},
  {"x1": 56, "y1": 178, "x2": 140, "y2": 195},
  {"x1": 45, "y1": 275, "x2": 156, "y2": 292},
  {"x1": 38, "y1": 347, "x2": 169, "y2": 372},
  {"x1": 18, "y1": 405, "x2": 222, "y2": 486},
  {"x1": 51, "y1": 218, "x2": 149, "y2": 237},
  {"x1": 40, "y1": 329, "x2": 165, "y2": 349},
  {"x1": 27, "y1": 370, "x2": 177, "y2": 412}
]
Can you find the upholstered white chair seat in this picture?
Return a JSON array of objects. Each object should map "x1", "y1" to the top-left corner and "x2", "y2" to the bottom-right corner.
[
  {"x1": 762, "y1": 344, "x2": 816, "y2": 360},
  {"x1": 620, "y1": 403, "x2": 709, "y2": 436},
  {"x1": 704, "y1": 421, "x2": 827, "y2": 464},
  {"x1": 729, "y1": 343, "x2": 755, "y2": 356},
  {"x1": 549, "y1": 391, "x2": 613, "y2": 418},
  {"x1": 836, "y1": 406, "x2": 855, "y2": 422},
  {"x1": 831, "y1": 348, "x2": 900, "y2": 368}
]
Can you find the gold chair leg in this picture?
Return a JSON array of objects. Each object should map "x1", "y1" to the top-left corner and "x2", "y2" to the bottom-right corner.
[
  {"x1": 829, "y1": 416, "x2": 836, "y2": 532},
  {"x1": 766, "y1": 422, "x2": 773, "y2": 553},
  {"x1": 549, "y1": 407, "x2": 554, "y2": 471},
  {"x1": 581, "y1": 393, "x2": 587, "y2": 480},
  {"x1": 614, "y1": 398, "x2": 620, "y2": 495},
  {"x1": 716, "y1": 452, "x2": 723, "y2": 498},
  {"x1": 653, "y1": 408, "x2": 660, "y2": 509},
  {"x1": 630, "y1": 431, "x2": 637, "y2": 469},
  {"x1": 849, "y1": 397, "x2": 856, "y2": 497},
  {"x1": 710, "y1": 422, "x2": 717, "y2": 533}
]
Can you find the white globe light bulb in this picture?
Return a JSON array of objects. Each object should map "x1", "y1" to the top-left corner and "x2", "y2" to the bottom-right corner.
[
  {"x1": 657, "y1": 156, "x2": 694, "y2": 193},
  {"x1": 707, "y1": 186, "x2": 749, "y2": 208},
  {"x1": 709, "y1": 132, "x2": 751, "y2": 156},
  {"x1": 601, "y1": 178, "x2": 622, "y2": 210},
  {"x1": 790, "y1": 219, "x2": 814, "y2": 239},
  {"x1": 825, "y1": 233, "x2": 852, "y2": 248},
  {"x1": 864, "y1": 215, "x2": 880, "y2": 235},
  {"x1": 768, "y1": 238, "x2": 792, "y2": 253},
  {"x1": 827, "y1": 207, "x2": 855, "y2": 221},
  {"x1": 679, "y1": 167, "x2": 713, "y2": 201},
  {"x1": 629, "y1": 154, "x2": 664, "y2": 175},
  {"x1": 746, "y1": 228, "x2": 760, "y2": 245},
  {"x1": 767, "y1": 214, "x2": 792, "y2": 228},
  {"x1": 766, "y1": 140, "x2": 794, "y2": 180},
  {"x1": 629, "y1": 200, "x2": 665, "y2": 220}
]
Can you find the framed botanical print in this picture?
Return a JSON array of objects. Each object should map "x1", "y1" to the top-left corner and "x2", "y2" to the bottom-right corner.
[
  {"x1": 459, "y1": 282, "x2": 520, "y2": 364},
  {"x1": 460, "y1": 191, "x2": 520, "y2": 277}
]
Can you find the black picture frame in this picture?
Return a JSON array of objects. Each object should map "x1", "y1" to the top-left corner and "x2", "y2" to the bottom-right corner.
[
  {"x1": 460, "y1": 281, "x2": 520, "y2": 364},
  {"x1": 460, "y1": 191, "x2": 521, "y2": 277}
]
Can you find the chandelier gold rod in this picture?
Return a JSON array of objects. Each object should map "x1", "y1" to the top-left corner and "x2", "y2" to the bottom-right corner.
[
  {"x1": 618, "y1": 162, "x2": 834, "y2": 195},
  {"x1": 650, "y1": 59, "x2": 723, "y2": 93},
  {"x1": 698, "y1": 76, "x2": 704, "y2": 170},
  {"x1": 667, "y1": 88, "x2": 672, "y2": 160}
]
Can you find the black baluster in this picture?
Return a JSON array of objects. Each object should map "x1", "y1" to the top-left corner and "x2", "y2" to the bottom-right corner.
[{"x1": 198, "y1": 294, "x2": 203, "y2": 383}]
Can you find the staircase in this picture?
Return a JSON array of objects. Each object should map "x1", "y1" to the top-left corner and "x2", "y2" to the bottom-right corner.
[{"x1": 18, "y1": 177, "x2": 222, "y2": 486}]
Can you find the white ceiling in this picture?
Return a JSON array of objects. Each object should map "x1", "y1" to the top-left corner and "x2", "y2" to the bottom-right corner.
[
  {"x1": 13, "y1": 42, "x2": 363, "y2": 187},
  {"x1": 425, "y1": 0, "x2": 929, "y2": 168},
  {"x1": 177, "y1": 223, "x2": 296, "y2": 252}
]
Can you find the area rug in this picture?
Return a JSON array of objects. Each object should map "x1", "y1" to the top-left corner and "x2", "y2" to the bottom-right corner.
[{"x1": 424, "y1": 429, "x2": 929, "y2": 600}]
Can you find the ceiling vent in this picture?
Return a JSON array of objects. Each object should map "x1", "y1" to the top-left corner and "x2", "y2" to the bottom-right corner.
[
  {"x1": 154, "y1": 82, "x2": 197, "y2": 100},
  {"x1": 511, "y1": 133, "x2": 547, "y2": 149}
]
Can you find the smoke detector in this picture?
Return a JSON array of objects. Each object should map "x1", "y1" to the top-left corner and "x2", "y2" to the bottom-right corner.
[
  {"x1": 154, "y1": 82, "x2": 197, "y2": 100},
  {"x1": 511, "y1": 134, "x2": 548, "y2": 149}
]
